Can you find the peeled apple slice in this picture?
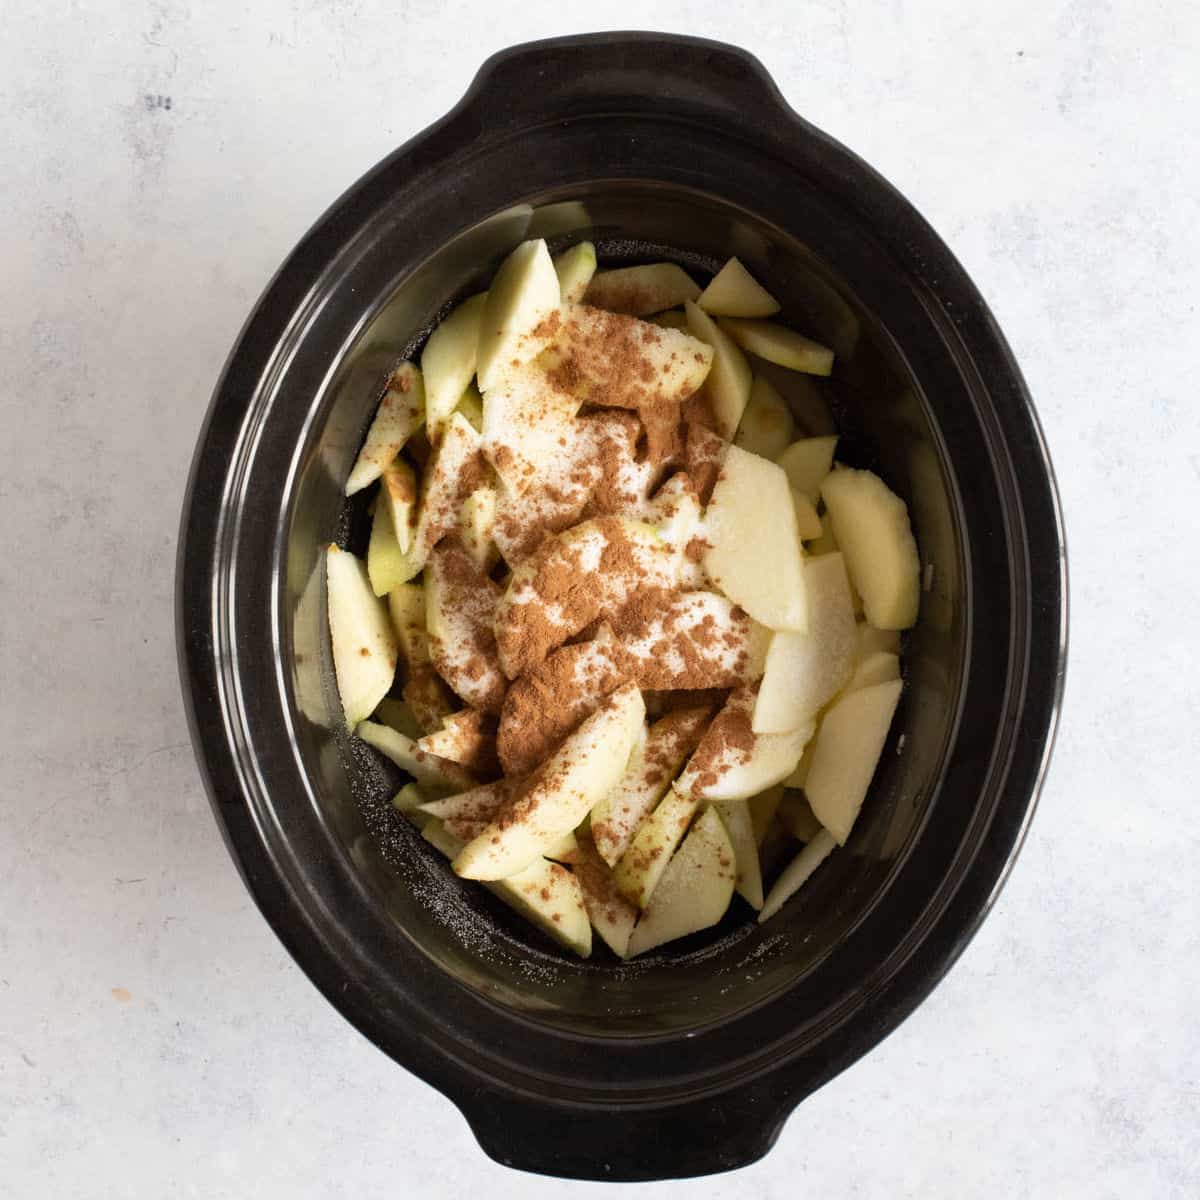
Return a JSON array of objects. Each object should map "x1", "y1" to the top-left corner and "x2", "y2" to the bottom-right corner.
[
  {"x1": 476, "y1": 239, "x2": 561, "y2": 391},
  {"x1": 684, "y1": 300, "x2": 752, "y2": 438},
  {"x1": 697, "y1": 256, "x2": 781, "y2": 318},
  {"x1": 847, "y1": 650, "x2": 901, "y2": 691},
  {"x1": 702, "y1": 443, "x2": 807, "y2": 632},
  {"x1": 614, "y1": 788, "x2": 699, "y2": 909},
  {"x1": 564, "y1": 835, "x2": 640, "y2": 958},
  {"x1": 326, "y1": 545, "x2": 397, "y2": 727},
  {"x1": 776, "y1": 436, "x2": 837, "y2": 503},
  {"x1": 718, "y1": 318, "x2": 834, "y2": 377},
  {"x1": 380, "y1": 457, "x2": 418, "y2": 553},
  {"x1": 421, "y1": 292, "x2": 486, "y2": 437},
  {"x1": 345, "y1": 363, "x2": 425, "y2": 495},
  {"x1": 804, "y1": 679, "x2": 903, "y2": 844},
  {"x1": 757, "y1": 830, "x2": 837, "y2": 923},
  {"x1": 584, "y1": 262, "x2": 700, "y2": 316},
  {"x1": 791, "y1": 489, "x2": 822, "y2": 540},
  {"x1": 625, "y1": 807, "x2": 736, "y2": 957},
  {"x1": 713, "y1": 800, "x2": 764, "y2": 910},
  {"x1": 553, "y1": 241, "x2": 597, "y2": 303},
  {"x1": 820, "y1": 467, "x2": 920, "y2": 630},
  {"x1": 734, "y1": 374, "x2": 796, "y2": 461},
  {"x1": 355, "y1": 720, "x2": 477, "y2": 794}
]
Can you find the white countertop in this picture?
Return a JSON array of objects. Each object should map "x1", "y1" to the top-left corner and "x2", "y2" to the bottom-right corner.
[{"x1": 3, "y1": 3, "x2": 1197, "y2": 1196}]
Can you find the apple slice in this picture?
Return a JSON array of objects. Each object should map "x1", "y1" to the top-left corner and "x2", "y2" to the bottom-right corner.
[
  {"x1": 417, "y1": 709, "x2": 498, "y2": 776},
  {"x1": 583, "y1": 263, "x2": 700, "y2": 316},
  {"x1": 718, "y1": 318, "x2": 834, "y2": 377},
  {"x1": 391, "y1": 781, "x2": 428, "y2": 819},
  {"x1": 374, "y1": 697, "x2": 423, "y2": 740},
  {"x1": 776, "y1": 436, "x2": 837, "y2": 503},
  {"x1": 493, "y1": 517, "x2": 674, "y2": 678},
  {"x1": 345, "y1": 363, "x2": 426, "y2": 495},
  {"x1": 683, "y1": 421, "x2": 729, "y2": 504},
  {"x1": 747, "y1": 784, "x2": 784, "y2": 846},
  {"x1": 677, "y1": 687, "x2": 813, "y2": 802},
  {"x1": 355, "y1": 719, "x2": 477, "y2": 794},
  {"x1": 387, "y1": 584, "x2": 430, "y2": 666},
  {"x1": 563, "y1": 834, "x2": 640, "y2": 958},
  {"x1": 380, "y1": 457, "x2": 418, "y2": 553},
  {"x1": 476, "y1": 239, "x2": 562, "y2": 391},
  {"x1": 425, "y1": 536, "x2": 507, "y2": 714},
  {"x1": 326, "y1": 545, "x2": 398, "y2": 727},
  {"x1": 734, "y1": 375, "x2": 795, "y2": 461},
  {"x1": 713, "y1": 800, "x2": 763, "y2": 909},
  {"x1": 805, "y1": 679, "x2": 903, "y2": 844},
  {"x1": 590, "y1": 706, "x2": 712, "y2": 867},
  {"x1": 553, "y1": 241, "x2": 597, "y2": 303},
  {"x1": 455, "y1": 382, "x2": 484, "y2": 432},
  {"x1": 652, "y1": 309, "x2": 689, "y2": 331},
  {"x1": 697, "y1": 256, "x2": 780, "y2": 318},
  {"x1": 847, "y1": 650, "x2": 901, "y2": 692},
  {"x1": 452, "y1": 682, "x2": 644, "y2": 880},
  {"x1": 421, "y1": 292, "x2": 487, "y2": 438},
  {"x1": 820, "y1": 467, "x2": 920, "y2": 630},
  {"x1": 458, "y1": 485, "x2": 499, "y2": 572},
  {"x1": 614, "y1": 787, "x2": 699, "y2": 908},
  {"x1": 854, "y1": 621, "x2": 901, "y2": 663},
  {"x1": 684, "y1": 301, "x2": 752, "y2": 438},
  {"x1": 368, "y1": 490, "x2": 424, "y2": 596},
  {"x1": 401, "y1": 666, "x2": 456, "y2": 734},
  {"x1": 777, "y1": 790, "x2": 823, "y2": 841},
  {"x1": 781, "y1": 739, "x2": 815, "y2": 789},
  {"x1": 807, "y1": 511, "x2": 838, "y2": 556},
  {"x1": 752, "y1": 553, "x2": 857, "y2": 734},
  {"x1": 419, "y1": 778, "x2": 519, "y2": 838},
  {"x1": 702, "y1": 443, "x2": 807, "y2": 632},
  {"x1": 757, "y1": 829, "x2": 836, "y2": 923},
  {"x1": 423, "y1": 819, "x2": 591, "y2": 957},
  {"x1": 540, "y1": 304, "x2": 714, "y2": 411},
  {"x1": 645, "y1": 473, "x2": 704, "y2": 584},
  {"x1": 411, "y1": 412, "x2": 487, "y2": 562},
  {"x1": 790, "y1": 489, "x2": 822, "y2": 540},
  {"x1": 625, "y1": 807, "x2": 736, "y2": 957}
]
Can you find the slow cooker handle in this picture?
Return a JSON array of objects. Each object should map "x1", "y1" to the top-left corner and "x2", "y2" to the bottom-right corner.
[{"x1": 458, "y1": 32, "x2": 797, "y2": 139}]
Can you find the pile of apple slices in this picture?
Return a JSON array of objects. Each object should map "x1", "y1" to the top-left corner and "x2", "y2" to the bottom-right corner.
[{"x1": 325, "y1": 238, "x2": 921, "y2": 958}]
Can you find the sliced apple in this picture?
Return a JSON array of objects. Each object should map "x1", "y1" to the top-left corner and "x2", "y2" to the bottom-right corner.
[
  {"x1": 391, "y1": 781, "x2": 427, "y2": 817},
  {"x1": 747, "y1": 784, "x2": 784, "y2": 846},
  {"x1": 752, "y1": 553, "x2": 857, "y2": 733},
  {"x1": 718, "y1": 318, "x2": 834, "y2": 377},
  {"x1": 820, "y1": 467, "x2": 920, "y2": 630},
  {"x1": 847, "y1": 650, "x2": 901, "y2": 692},
  {"x1": 590, "y1": 706, "x2": 712, "y2": 867},
  {"x1": 757, "y1": 829, "x2": 836, "y2": 923},
  {"x1": 345, "y1": 363, "x2": 426, "y2": 495},
  {"x1": 625, "y1": 807, "x2": 736, "y2": 957},
  {"x1": 683, "y1": 421, "x2": 729, "y2": 504},
  {"x1": 614, "y1": 787, "x2": 699, "y2": 908},
  {"x1": 805, "y1": 679, "x2": 903, "y2": 844},
  {"x1": 368, "y1": 493, "x2": 422, "y2": 596},
  {"x1": 493, "y1": 516, "x2": 674, "y2": 678},
  {"x1": 419, "y1": 778, "x2": 519, "y2": 839},
  {"x1": 355, "y1": 719, "x2": 477, "y2": 794},
  {"x1": 697, "y1": 256, "x2": 780, "y2": 318},
  {"x1": 781, "y1": 739, "x2": 815, "y2": 790},
  {"x1": 326, "y1": 545, "x2": 397, "y2": 727},
  {"x1": 713, "y1": 800, "x2": 763, "y2": 910},
  {"x1": 734, "y1": 375, "x2": 795, "y2": 461},
  {"x1": 421, "y1": 292, "x2": 486, "y2": 437},
  {"x1": 387, "y1": 584, "x2": 430, "y2": 666},
  {"x1": 425, "y1": 536, "x2": 507, "y2": 714},
  {"x1": 380, "y1": 457, "x2": 418, "y2": 553},
  {"x1": 645, "y1": 472, "x2": 704, "y2": 583},
  {"x1": 677, "y1": 687, "x2": 813, "y2": 802},
  {"x1": 854, "y1": 622, "x2": 901, "y2": 664},
  {"x1": 452, "y1": 682, "x2": 645, "y2": 880},
  {"x1": 553, "y1": 241, "x2": 597, "y2": 303},
  {"x1": 411, "y1": 412, "x2": 487, "y2": 562},
  {"x1": 458, "y1": 484, "x2": 499, "y2": 572},
  {"x1": 684, "y1": 301, "x2": 752, "y2": 438},
  {"x1": 375, "y1": 697, "x2": 423, "y2": 741},
  {"x1": 777, "y1": 791, "x2": 823, "y2": 842},
  {"x1": 583, "y1": 262, "x2": 701, "y2": 316},
  {"x1": 564, "y1": 834, "x2": 640, "y2": 958},
  {"x1": 476, "y1": 239, "x2": 562, "y2": 391},
  {"x1": 401, "y1": 664, "x2": 456, "y2": 734},
  {"x1": 455, "y1": 381, "x2": 484, "y2": 432},
  {"x1": 702, "y1": 443, "x2": 807, "y2": 632},
  {"x1": 417, "y1": 709, "x2": 498, "y2": 776},
  {"x1": 790, "y1": 489, "x2": 822, "y2": 540},
  {"x1": 776, "y1": 436, "x2": 837, "y2": 503},
  {"x1": 652, "y1": 309, "x2": 689, "y2": 331},
  {"x1": 807, "y1": 511, "x2": 838, "y2": 556},
  {"x1": 423, "y1": 820, "x2": 591, "y2": 957}
]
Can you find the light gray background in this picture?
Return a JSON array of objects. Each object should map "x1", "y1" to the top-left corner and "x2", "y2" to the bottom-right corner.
[{"x1": 3, "y1": 2, "x2": 1198, "y2": 1196}]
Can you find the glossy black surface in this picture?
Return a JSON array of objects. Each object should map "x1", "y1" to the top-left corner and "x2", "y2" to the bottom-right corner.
[{"x1": 177, "y1": 33, "x2": 1066, "y2": 1181}]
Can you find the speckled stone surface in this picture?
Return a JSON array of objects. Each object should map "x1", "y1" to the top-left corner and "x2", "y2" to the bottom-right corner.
[{"x1": 2, "y1": 3, "x2": 1198, "y2": 1196}]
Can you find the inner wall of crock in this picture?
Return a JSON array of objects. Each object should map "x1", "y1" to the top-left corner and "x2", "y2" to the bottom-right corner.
[{"x1": 285, "y1": 186, "x2": 965, "y2": 1032}]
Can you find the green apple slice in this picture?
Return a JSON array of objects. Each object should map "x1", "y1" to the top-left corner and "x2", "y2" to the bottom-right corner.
[
  {"x1": 626, "y1": 807, "x2": 736, "y2": 957},
  {"x1": 734, "y1": 375, "x2": 795, "y2": 461},
  {"x1": 753, "y1": 553, "x2": 857, "y2": 734},
  {"x1": 374, "y1": 697, "x2": 423, "y2": 740},
  {"x1": 583, "y1": 262, "x2": 701, "y2": 316},
  {"x1": 458, "y1": 485, "x2": 500, "y2": 572},
  {"x1": 713, "y1": 799, "x2": 763, "y2": 910},
  {"x1": 590, "y1": 706, "x2": 712, "y2": 867},
  {"x1": 718, "y1": 318, "x2": 834, "y2": 377},
  {"x1": 747, "y1": 784, "x2": 785, "y2": 846},
  {"x1": 697, "y1": 256, "x2": 780, "y2": 318},
  {"x1": 790, "y1": 489, "x2": 822, "y2": 540},
  {"x1": 614, "y1": 787, "x2": 699, "y2": 908},
  {"x1": 392, "y1": 781, "x2": 427, "y2": 815},
  {"x1": 684, "y1": 300, "x2": 752, "y2": 438},
  {"x1": 564, "y1": 834, "x2": 640, "y2": 958},
  {"x1": 367, "y1": 491, "x2": 423, "y2": 596},
  {"x1": 452, "y1": 682, "x2": 645, "y2": 880},
  {"x1": 387, "y1": 584, "x2": 430, "y2": 667},
  {"x1": 702, "y1": 443, "x2": 807, "y2": 632},
  {"x1": 820, "y1": 467, "x2": 920, "y2": 630},
  {"x1": 757, "y1": 829, "x2": 836, "y2": 923},
  {"x1": 425, "y1": 536, "x2": 506, "y2": 714},
  {"x1": 326, "y1": 545, "x2": 398, "y2": 727},
  {"x1": 776, "y1": 436, "x2": 837, "y2": 503},
  {"x1": 421, "y1": 292, "x2": 487, "y2": 438},
  {"x1": 677, "y1": 687, "x2": 814, "y2": 802},
  {"x1": 419, "y1": 778, "x2": 519, "y2": 839},
  {"x1": 355, "y1": 719, "x2": 477, "y2": 794},
  {"x1": 553, "y1": 241, "x2": 597, "y2": 303},
  {"x1": 805, "y1": 679, "x2": 903, "y2": 844},
  {"x1": 475, "y1": 239, "x2": 562, "y2": 391},
  {"x1": 423, "y1": 820, "x2": 592, "y2": 957},
  {"x1": 847, "y1": 650, "x2": 901, "y2": 692},
  {"x1": 345, "y1": 363, "x2": 426, "y2": 495},
  {"x1": 380, "y1": 457, "x2": 418, "y2": 553},
  {"x1": 493, "y1": 516, "x2": 674, "y2": 678}
]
